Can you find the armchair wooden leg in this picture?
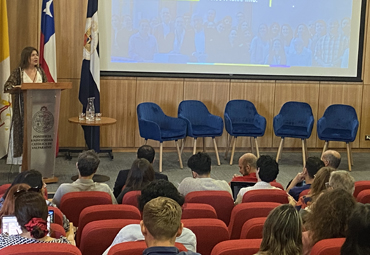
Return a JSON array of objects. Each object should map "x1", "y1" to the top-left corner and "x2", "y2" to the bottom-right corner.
[
  {"x1": 250, "y1": 137, "x2": 254, "y2": 155},
  {"x1": 175, "y1": 140, "x2": 183, "y2": 169},
  {"x1": 159, "y1": 142, "x2": 163, "y2": 173},
  {"x1": 193, "y1": 138, "x2": 197, "y2": 155},
  {"x1": 304, "y1": 139, "x2": 308, "y2": 158},
  {"x1": 276, "y1": 138, "x2": 284, "y2": 163},
  {"x1": 254, "y1": 138, "x2": 260, "y2": 158},
  {"x1": 180, "y1": 137, "x2": 186, "y2": 155},
  {"x1": 346, "y1": 143, "x2": 352, "y2": 171},
  {"x1": 302, "y1": 139, "x2": 306, "y2": 166},
  {"x1": 349, "y1": 142, "x2": 354, "y2": 166},
  {"x1": 213, "y1": 138, "x2": 221, "y2": 166},
  {"x1": 230, "y1": 137, "x2": 236, "y2": 165},
  {"x1": 321, "y1": 141, "x2": 328, "y2": 158},
  {"x1": 224, "y1": 134, "x2": 230, "y2": 160},
  {"x1": 203, "y1": 137, "x2": 206, "y2": 152},
  {"x1": 145, "y1": 139, "x2": 148, "y2": 145}
]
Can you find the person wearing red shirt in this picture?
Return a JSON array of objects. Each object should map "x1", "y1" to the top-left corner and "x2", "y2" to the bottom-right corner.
[{"x1": 230, "y1": 153, "x2": 258, "y2": 183}]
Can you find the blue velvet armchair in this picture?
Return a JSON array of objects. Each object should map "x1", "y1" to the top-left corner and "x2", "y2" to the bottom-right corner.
[
  {"x1": 317, "y1": 104, "x2": 359, "y2": 171},
  {"x1": 137, "y1": 102, "x2": 187, "y2": 172},
  {"x1": 178, "y1": 100, "x2": 223, "y2": 165},
  {"x1": 273, "y1": 101, "x2": 314, "y2": 165},
  {"x1": 224, "y1": 100, "x2": 266, "y2": 165}
]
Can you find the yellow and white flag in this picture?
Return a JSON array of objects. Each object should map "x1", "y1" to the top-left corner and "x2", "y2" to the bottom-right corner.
[{"x1": 0, "y1": 0, "x2": 11, "y2": 158}]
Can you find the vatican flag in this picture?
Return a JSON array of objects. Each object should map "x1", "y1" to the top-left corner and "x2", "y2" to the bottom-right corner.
[{"x1": 0, "y1": 0, "x2": 12, "y2": 158}]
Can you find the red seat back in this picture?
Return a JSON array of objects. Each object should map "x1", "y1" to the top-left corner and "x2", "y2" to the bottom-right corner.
[
  {"x1": 76, "y1": 204, "x2": 141, "y2": 247},
  {"x1": 356, "y1": 189, "x2": 370, "y2": 204},
  {"x1": 182, "y1": 203, "x2": 218, "y2": 219},
  {"x1": 107, "y1": 241, "x2": 187, "y2": 255},
  {"x1": 182, "y1": 218, "x2": 229, "y2": 255},
  {"x1": 79, "y1": 219, "x2": 140, "y2": 255},
  {"x1": 240, "y1": 217, "x2": 266, "y2": 239},
  {"x1": 48, "y1": 206, "x2": 64, "y2": 227},
  {"x1": 0, "y1": 183, "x2": 11, "y2": 196},
  {"x1": 59, "y1": 191, "x2": 112, "y2": 226},
  {"x1": 121, "y1": 190, "x2": 141, "y2": 208},
  {"x1": 354, "y1": 181, "x2": 370, "y2": 197},
  {"x1": 210, "y1": 239, "x2": 262, "y2": 255},
  {"x1": 185, "y1": 191, "x2": 234, "y2": 225},
  {"x1": 299, "y1": 189, "x2": 310, "y2": 199},
  {"x1": 50, "y1": 223, "x2": 66, "y2": 239},
  {"x1": 310, "y1": 238, "x2": 345, "y2": 255},
  {"x1": 269, "y1": 182, "x2": 284, "y2": 190},
  {"x1": 1, "y1": 243, "x2": 82, "y2": 255},
  {"x1": 228, "y1": 202, "x2": 280, "y2": 239},
  {"x1": 242, "y1": 189, "x2": 288, "y2": 204}
]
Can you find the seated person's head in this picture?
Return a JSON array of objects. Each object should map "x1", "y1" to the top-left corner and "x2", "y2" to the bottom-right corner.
[
  {"x1": 137, "y1": 145, "x2": 155, "y2": 164},
  {"x1": 259, "y1": 204, "x2": 302, "y2": 254},
  {"x1": 328, "y1": 170, "x2": 355, "y2": 195},
  {"x1": 341, "y1": 203, "x2": 370, "y2": 255},
  {"x1": 77, "y1": 150, "x2": 100, "y2": 177},
  {"x1": 305, "y1": 157, "x2": 325, "y2": 179},
  {"x1": 238, "y1": 153, "x2": 257, "y2": 176},
  {"x1": 321, "y1": 150, "x2": 341, "y2": 169},
  {"x1": 256, "y1": 155, "x2": 279, "y2": 182},
  {"x1": 187, "y1": 152, "x2": 211, "y2": 178},
  {"x1": 138, "y1": 180, "x2": 185, "y2": 212},
  {"x1": 309, "y1": 167, "x2": 335, "y2": 200},
  {"x1": 125, "y1": 158, "x2": 155, "y2": 189},
  {"x1": 15, "y1": 191, "x2": 49, "y2": 239},
  {"x1": 140, "y1": 197, "x2": 183, "y2": 246},
  {"x1": 306, "y1": 188, "x2": 356, "y2": 245},
  {"x1": 0, "y1": 184, "x2": 31, "y2": 218}
]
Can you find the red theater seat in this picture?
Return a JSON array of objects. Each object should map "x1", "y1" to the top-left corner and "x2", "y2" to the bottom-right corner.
[
  {"x1": 356, "y1": 189, "x2": 370, "y2": 204},
  {"x1": 210, "y1": 239, "x2": 262, "y2": 255},
  {"x1": 239, "y1": 217, "x2": 266, "y2": 239},
  {"x1": 121, "y1": 190, "x2": 141, "y2": 208},
  {"x1": 354, "y1": 181, "x2": 370, "y2": 198},
  {"x1": 107, "y1": 241, "x2": 187, "y2": 255},
  {"x1": 242, "y1": 189, "x2": 289, "y2": 204},
  {"x1": 182, "y1": 203, "x2": 218, "y2": 219},
  {"x1": 1, "y1": 243, "x2": 82, "y2": 255},
  {"x1": 310, "y1": 238, "x2": 345, "y2": 255}
]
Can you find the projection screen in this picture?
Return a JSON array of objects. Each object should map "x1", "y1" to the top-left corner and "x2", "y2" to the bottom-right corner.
[{"x1": 99, "y1": 0, "x2": 366, "y2": 80}]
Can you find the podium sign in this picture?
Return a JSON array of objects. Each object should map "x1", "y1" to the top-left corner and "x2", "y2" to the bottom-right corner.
[{"x1": 21, "y1": 83, "x2": 72, "y2": 181}]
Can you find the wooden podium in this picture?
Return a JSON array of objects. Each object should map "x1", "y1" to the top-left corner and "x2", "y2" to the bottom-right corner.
[{"x1": 21, "y1": 82, "x2": 72, "y2": 183}]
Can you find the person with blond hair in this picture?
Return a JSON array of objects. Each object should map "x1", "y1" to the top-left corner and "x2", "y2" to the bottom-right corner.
[{"x1": 255, "y1": 204, "x2": 302, "y2": 255}]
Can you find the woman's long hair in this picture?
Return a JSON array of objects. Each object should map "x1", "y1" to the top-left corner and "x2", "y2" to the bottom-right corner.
[
  {"x1": 309, "y1": 167, "x2": 335, "y2": 202},
  {"x1": 125, "y1": 158, "x2": 155, "y2": 191},
  {"x1": 259, "y1": 204, "x2": 302, "y2": 255}
]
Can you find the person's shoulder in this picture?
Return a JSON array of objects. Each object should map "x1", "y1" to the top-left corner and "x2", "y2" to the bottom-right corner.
[
  {"x1": 178, "y1": 251, "x2": 202, "y2": 255},
  {"x1": 179, "y1": 177, "x2": 194, "y2": 184}
]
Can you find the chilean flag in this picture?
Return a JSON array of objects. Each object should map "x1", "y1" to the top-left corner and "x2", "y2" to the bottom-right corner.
[{"x1": 40, "y1": 0, "x2": 57, "y2": 82}]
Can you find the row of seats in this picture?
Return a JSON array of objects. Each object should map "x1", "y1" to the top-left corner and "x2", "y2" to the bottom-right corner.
[{"x1": 137, "y1": 100, "x2": 359, "y2": 171}]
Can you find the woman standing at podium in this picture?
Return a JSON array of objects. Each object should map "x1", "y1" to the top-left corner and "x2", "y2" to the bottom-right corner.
[{"x1": 3, "y1": 46, "x2": 47, "y2": 165}]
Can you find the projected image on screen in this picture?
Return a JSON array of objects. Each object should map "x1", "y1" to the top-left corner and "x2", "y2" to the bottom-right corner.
[{"x1": 110, "y1": 0, "x2": 353, "y2": 69}]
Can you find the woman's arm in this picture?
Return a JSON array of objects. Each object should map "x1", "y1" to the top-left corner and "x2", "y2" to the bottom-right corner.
[{"x1": 3, "y1": 68, "x2": 21, "y2": 93}]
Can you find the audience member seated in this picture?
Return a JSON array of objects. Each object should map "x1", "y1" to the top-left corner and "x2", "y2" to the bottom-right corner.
[
  {"x1": 255, "y1": 204, "x2": 302, "y2": 255},
  {"x1": 235, "y1": 155, "x2": 279, "y2": 204},
  {"x1": 178, "y1": 152, "x2": 232, "y2": 196},
  {"x1": 0, "y1": 184, "x2": 30, "y2": 221},
  {"x1": 103, "y1": 180, "x2": 196, "y2": 255},
  {"x1": 113, "y1": 145, "x2": 168, "y2": 198},
  {"x1": 0, "y1": 170, "x2": 70, "y2": 232},
  {"x1": 140, "y1": 197, "x2": 200, "y2": 255},
  {"x1": 230, "y1": 153, "x2": 258, "y2": 183},
  {"x1": 0, "y1": 191, "x2": 74, "y2": 249},
  {"x1": 302, "y1": 189, "x2": 356, "y2": 255},
  {"x1": 341, "y1": 203, "x2": 370, "y2": 255},
  {"x1": 321, "y1": 150, "x2": 341, "y2": 169},
  {"x1": 328, "y1": 170, "x2": 355, "y2": 195},
  {"x1": 286, "y1": 157, "x2": 325, "y2": 201},
  {"x1": 52, "y1": 150, "x2": 117, "y2": 206},
  {"x1": 116, "y1": 158, "x2": 155, "y2": 204}
]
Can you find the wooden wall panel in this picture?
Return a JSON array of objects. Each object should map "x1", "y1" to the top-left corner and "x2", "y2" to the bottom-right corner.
[
  {"x1": 273, "y1": 82, "x2": 320, "y2": 149},
  {"x1": 317, "y1": 83, "x2": 363, "y2": 149},
  {"x1": 229, "y1": 80, "x2": 275, "y2": 149},
  {"x1": 183, "y1": 79, "x2": 230, "y2": 149},
  {"x1": 360, "y1": 84, "x2": 370, "y2": 148},
  {"x1": 7, "y1": 0, "x2": 40, "y2": 71},
  {"x1": 54, "y1": 0, "x2": 87, "y2": 79},
  {"x1": 58, "y1": 78, "x2": 85, "y2": 147},
  {"x1": 100, "y1": 78, "x2": 136, "y2": 148},
  {"x1": 135, "y1": 78, "x2": 184, "y2": 148}
]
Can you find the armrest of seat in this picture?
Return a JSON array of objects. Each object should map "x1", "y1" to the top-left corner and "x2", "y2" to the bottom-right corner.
[
  {"x1": 163, "y1": 116, "x2": 187, "y2": 130},
  {"x1": 351, "y1": 119, "x2": 359, "y2": 140},
  {"x1": 178, "y1": 115, "x2": 193, "y2": 135},
  {"x1": 273, "y1": 114, "x2": 283, "y2": 132},
  {"x1": 138, "y1": 119, "x2": 161, "y2": 141},
  {"x1": 207, "y1": 114, "x2": 224, "y2": 132},
  {"x1": 317, "y1": 117, "x2": 327, "y2": 134},
  {"x1": 224, "y1": 113, "x2": 233, "y2": 134},
  {"x1": 306, "y1": 115, "x2": 314, "y2": 134},
  {"x1": 254, "y1": 114, "x2": 267, "y2": 133}
]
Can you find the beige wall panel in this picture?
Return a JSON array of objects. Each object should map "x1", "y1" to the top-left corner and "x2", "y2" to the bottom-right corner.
[
  {"x1": 7, "y1": 0, "x2": 40, "y2": 70},
  {"x1": 316, "y1": 83, "x2": 363, "y2": 149},
  {"x1": 229, "y1": 80, "x2": 275, "y2": 149},
  {"x1": 360, "y1": 84, "x2": 370, "y2": 148},
  {"x1": 273, "y1": 82, "x2": 320, "y2": 149},
  {"x1": 54, "y1": 0, "x2": 87, "y2": 79},
  {"x1": 100, "y1": 78, "x2": 136, "y2": 148},
  {"x1": 135, "y1": 78, "x2": 184, "y2": 148},
  {"x1": 183, "y1": 79, "x2": 230, "y2": 150},
  {"x1": 58, "y1": 79, "x2": 85, "y2": 147}
]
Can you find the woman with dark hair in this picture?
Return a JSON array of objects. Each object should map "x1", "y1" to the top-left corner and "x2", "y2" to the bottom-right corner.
[
  {"x1": 3, "y1": 47, "x2": 48, "y2": 165},
  {"x1": 302, "y1": 188, "x2": 356, "y2": 255},
  {"x1": 265, "y1": 38, "x2": 286, "y2": 65},
  {"x1": 255, "y1": 204, "x2": 302, "y2": 255},
  {"x1": 0, "y1": 191, "x2": 72, "y2": 249},
  {"x1": 116, "y1": 158, "x2": 155, "y2": 204},
  {"x1": 341, "y1": 203, "x2": 370, "y2": 255}
]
